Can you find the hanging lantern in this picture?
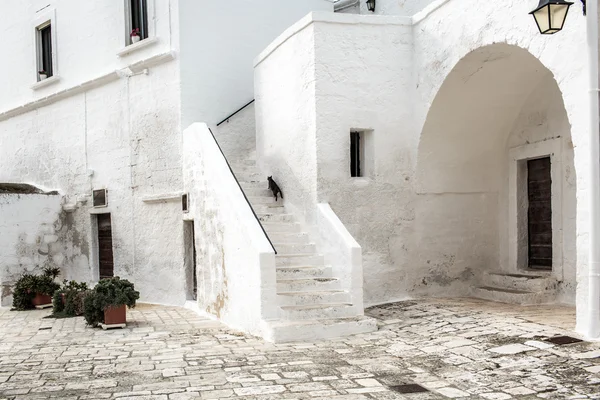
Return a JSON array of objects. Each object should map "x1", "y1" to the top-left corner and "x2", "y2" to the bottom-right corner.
[
  {"x1": 366, "y1": 0, "x2": 376, "y2": 12},
  {"x1": 530, "y1": 0, "x2": 574, "y2": 34}
]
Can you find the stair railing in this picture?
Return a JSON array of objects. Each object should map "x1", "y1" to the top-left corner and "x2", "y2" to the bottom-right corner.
[
  {"x1": 216, "y1": 99, "x2": 255, "y2": 127},
  {"x1": 208, "y1": 127, "x2": 277, "y2": 254}
]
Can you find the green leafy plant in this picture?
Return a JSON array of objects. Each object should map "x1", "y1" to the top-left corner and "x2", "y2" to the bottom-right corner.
[
  {"x1": 11, "y1": 269, "x2": 61, "y2": 311},
  {"x1": 50, "y1": 280, "x2": 89, "y2": 318},
  {"x1": 83, "y1": 277, "x2": 140, "y2": 327}
]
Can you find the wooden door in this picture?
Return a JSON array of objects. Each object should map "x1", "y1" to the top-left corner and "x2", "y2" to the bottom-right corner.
[
  {"x1": 97, "y1": 214, "x2": 115, "y2": 279},
  {"x1": 527, "y1": 157, "x2": 552, "y2": 270}
]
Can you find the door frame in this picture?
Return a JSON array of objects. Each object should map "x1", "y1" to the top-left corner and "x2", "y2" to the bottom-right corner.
[{"x1": 508, "y1": 138, "x2": 563, "y2": 280}]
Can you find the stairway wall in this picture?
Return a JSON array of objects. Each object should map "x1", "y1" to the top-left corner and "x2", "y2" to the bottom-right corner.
[
  {"x1": 214, "y1": 103, "x2": 257, "y2": 163},
  {"x1": 183, "y1": 123, "x2": 277, "y2": 335}
]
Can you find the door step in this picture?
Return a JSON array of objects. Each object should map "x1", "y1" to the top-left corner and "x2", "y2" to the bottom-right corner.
[
  {"x1": 471, "y1": 286, "x2": 554, "y2": 305},
  {"x1": 262, "y1": 316, "x2": 377, "y2": 343}
]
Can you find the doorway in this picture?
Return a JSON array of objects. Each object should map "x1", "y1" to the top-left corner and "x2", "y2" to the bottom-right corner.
[
  {"x1": 183, "y1": 221, "x2": 197, "y2": 300},
  {"x1": 97, "y1": 214, "x2": 114, "y2": 279},
  {"x1": 527, "y1": 157, "x2": 552, "y2": 270}
]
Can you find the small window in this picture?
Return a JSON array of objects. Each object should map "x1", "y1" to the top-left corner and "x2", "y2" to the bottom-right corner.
[
  {"x1": 93, "y1": 189, "x2": 108, "y2": 208},
  {"x1": 350, "y1": 131, "x2": 363, "y2": 177},
  {"x1": 36, "y1": 23, "x2": 53, "y2": 80},
  {"x1": 182, "y1": 193, "x2": 189, "y2": 213},
  {"x1": 129, "y1": 0, "x2": 149, "y2": 42}
]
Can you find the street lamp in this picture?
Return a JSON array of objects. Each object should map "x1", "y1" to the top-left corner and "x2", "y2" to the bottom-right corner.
[
  {"x1": 366, "y1": 0, "x2": 376, "y2": 12},
  {"x1": 529, "y1": 0, "x2": 574, "y2": 34}
]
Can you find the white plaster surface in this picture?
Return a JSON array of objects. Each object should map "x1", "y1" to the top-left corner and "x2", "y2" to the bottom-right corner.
[
  {"x1": 178, "y1": 0, "x2": 333, "y2": 128},
  {"x1": 256, "y1": 13, "x2": 415, "y2": 304},
  {"x1": 182, "y1": 123, "x2": 277, "y2": 336},
  {"x1": 0, "y1": 0, "x2": 177, "y2": 113},
  {"x1": 0, "y1": 193, "x2": 63, "y2": 306},
  {"x1": 255, "y1": 0, "x2": 588, "y2": 324},
  {"x1": 0, "y1": 5, "x2": 186, "y2": 306},
  {"x1": 214, "y1": 103, "x2": 257, "y2": 163}
]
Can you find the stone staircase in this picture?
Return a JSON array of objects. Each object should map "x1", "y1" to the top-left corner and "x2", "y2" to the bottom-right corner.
[
  {"x1": 472, "y1": 270, "x2": 558, "y2": 305},
  {"x1": 230, "y1": 155, "x2": 377, "y2": 342}
]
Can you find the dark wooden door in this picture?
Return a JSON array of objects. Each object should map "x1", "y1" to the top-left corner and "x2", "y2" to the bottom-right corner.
[
  {"x1": 97, "y1": 214, "x2": 115, "y2": 279},
  {"x1": 527, "y1": 157, "x2": 552, "y2": 270}
]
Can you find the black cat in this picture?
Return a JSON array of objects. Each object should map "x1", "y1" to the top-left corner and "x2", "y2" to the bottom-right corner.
[{"x1": 267, "y1": 176, "x2": 283, "y2": 201}]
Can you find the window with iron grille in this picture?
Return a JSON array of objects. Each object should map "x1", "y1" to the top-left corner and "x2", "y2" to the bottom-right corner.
[
  {"x1": 129, "y1": 0, "x2": 149, "y2": 40},
  {"x1": 36, "y1": 23, "x2": 53, "y2": 79}
]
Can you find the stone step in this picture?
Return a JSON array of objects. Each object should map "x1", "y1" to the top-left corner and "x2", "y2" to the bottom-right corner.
[
  {"x1": 249, "y1": 196, "x2": 280, "y2": 205},
  {"x1": 258, "y1": 213, "x2": 295, "y2": 223},
  {"x1": 482, "y1": 271, "x2": 558, "y2": 293},
  {"x1": 253, "y1": 204, "x2": 286, "y2": 214},
  {"x1": 273, "y1": 243, "x2": 316, "y2": 254},
  {"x1": 276, "y1": 265, "x2": 332, "y2": 280},
  {"x1": 243, "y1": 187, "x2": 273, "y2": 197},
  {"x1": 279, "y1": 303, "x2": 357, "y2": 320},
  {"x1": 229, "y1": 159, "x2": 256, "y2": 167},
  {"x1": 264, "y1": 223, "x2": 302, "y2": 234},
  {"x1": 276, "y1": 253, "x2": 324, "y2": 266},
  {"x1": 471, "y1": 286, "x2": 555, "y2": 305},
  {"x1": 236, "y1": 171, "x2": 264, "y2": 182},
  {"x1": 240, "y1": 181, "x2": 265, "y2": 190},
  {"x1": 262, "y1": 316, "x2": 378, "y2": 343},
  {"x1": 268, "y1": 232, "x2": 310, "y2": 244},
  {"x1": 276, "y1": 290, "x2": 350, "y2": 306},
  {"x1": 277, "y1": 277, "x2": 339, "y2": 292}
]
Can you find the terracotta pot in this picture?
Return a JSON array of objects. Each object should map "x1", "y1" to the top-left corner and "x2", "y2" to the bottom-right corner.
[
  {"x1": 32, "y1": 293, "x2": 52, "y2": 307},
  {"x1": 104, "y1": 305, "x2": 126, "y2": 325}
]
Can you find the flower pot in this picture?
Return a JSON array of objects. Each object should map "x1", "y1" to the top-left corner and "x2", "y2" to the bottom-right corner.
[
  {"x1": 104, "y1": 304, "x2": 126, "y2": 325},
  {"x1": 131, "y1": 35, "x2": 141, "y2": 44},
  {"x1": 32, "y1": 293, "x2": 52, "y2": 307},
  {"x1": 39, "y1": 74, "x2": 47, "y2": 81}
]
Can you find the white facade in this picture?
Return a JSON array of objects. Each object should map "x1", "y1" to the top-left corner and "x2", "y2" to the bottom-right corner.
[{"x1": 1, "y1": 0, "x2": 598, "y2": 340}]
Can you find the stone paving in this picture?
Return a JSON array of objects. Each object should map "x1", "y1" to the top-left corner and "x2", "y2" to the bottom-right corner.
[{"x1": 0, "y1": 298, "x2": 598, "y2": 399}]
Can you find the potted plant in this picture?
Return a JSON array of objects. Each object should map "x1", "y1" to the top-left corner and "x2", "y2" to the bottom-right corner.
[
  {"x1": 38, "y1": 70, "x2": 48, "y2": 80},
  {"x1": 130, "y1": 28, "x2": 141, "y2": 44},
  {"x1": 51, "y1": 280, "x2": 88, "y2": 318},
  {"x1": 83, "y1": 277, "x2": 139, "y2": 327},
  {"x1": 12, "y1": 267, "x2": 61, "y2": 310}
]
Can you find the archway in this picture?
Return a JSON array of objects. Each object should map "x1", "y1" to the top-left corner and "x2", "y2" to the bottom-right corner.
[{"x1": 414, "y1": 44, "x2": 576, "y2": 304}]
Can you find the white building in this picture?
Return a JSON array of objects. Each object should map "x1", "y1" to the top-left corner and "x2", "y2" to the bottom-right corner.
[{"x1": 1, "y1": 0, "x2": 599, "y2": 342}]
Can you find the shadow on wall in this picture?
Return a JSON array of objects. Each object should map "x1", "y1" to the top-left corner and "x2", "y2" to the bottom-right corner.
[{"x1": 413, "y1": 43, "x2": 576, "y2": 300}]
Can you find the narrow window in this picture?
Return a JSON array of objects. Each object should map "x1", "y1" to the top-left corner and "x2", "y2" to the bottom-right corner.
[
  {"x1": 182, "y1": 194, "x2": 189, "y2": 213},
  {"x1": 130, "y1": 0, "x2": 149, "y2": 40},
  {"x1": 350, "y1": 131, "x2": 362, "y2": 177},
  {"x1": 37, "y1": 23, "x2": 53, "y2": 79}
]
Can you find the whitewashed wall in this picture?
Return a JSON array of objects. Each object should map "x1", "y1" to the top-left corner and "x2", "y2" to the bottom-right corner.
[
  {"x1": 214, "y1": 103, "x2": 257, "y2": 163},
  {"x1": 0, "y1": 193, "x2": 63, "y2": 306},
  {"x1": 178, "y1": 0, "x2": 333, "y2": 128},
  {"x1": 412, "y1": 0, "x2": 587, "y2": 327},
  {"x1": 0, "y1": 0, "x2": 185, "y2": 305},
  {"x1": 255, "y1": 13, "x2": 415, "y2": 305},
  {"x1": 256, "y1": 0, "x2": 588, "y2": 313},
  {"x1": 0, "y1": 0, "x2": 178, "y2": 112},
  {"x1": 335, "y1": 0, "x2": 436, "y2": 15},
  {"x1": 183, "y1": 123, "x2": 277, "y2": 335}
]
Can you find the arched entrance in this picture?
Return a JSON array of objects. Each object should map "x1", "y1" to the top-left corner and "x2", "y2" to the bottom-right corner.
[{"x1": 415, "y1": 43, "x2": 576, "y2": 304}]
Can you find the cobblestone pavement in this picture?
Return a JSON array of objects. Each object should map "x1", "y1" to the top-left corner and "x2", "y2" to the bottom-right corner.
[{"x1": 0, "y1": 298, "x2": 598, "y2": 399}]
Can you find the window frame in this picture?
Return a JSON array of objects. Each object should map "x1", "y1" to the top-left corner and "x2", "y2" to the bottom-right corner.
[
  {"x1": 123, "y1": 0, "x2": 155, "y2": 46},
  {"x1": 32, "y1": 9, "x2": 58, "y2": 84}
]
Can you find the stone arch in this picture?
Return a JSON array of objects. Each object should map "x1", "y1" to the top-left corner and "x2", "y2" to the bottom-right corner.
[{"x1": 414, "y1": 43, "x2": 576, "y2": 304}]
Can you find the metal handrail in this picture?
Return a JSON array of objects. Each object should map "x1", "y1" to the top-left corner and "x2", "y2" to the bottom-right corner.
[
  {"x1": 208, "y1": 127, "x2": 277, "y2": 254},
  {"x1": 216, "y1": 99, "x2": 255, "y2": 127}
]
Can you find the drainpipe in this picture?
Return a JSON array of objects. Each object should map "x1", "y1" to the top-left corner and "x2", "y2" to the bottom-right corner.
[
  {"x1": 586, "y1": 0, "x2": 600, "y2": 339},
  {"x1": 334, "y1": 0, "x2": 360, "y2": 12}
]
